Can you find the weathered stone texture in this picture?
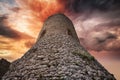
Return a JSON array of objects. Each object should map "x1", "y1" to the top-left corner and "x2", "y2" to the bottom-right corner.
[{"x1": 2, "y1": 14, "x2": 116, "y2": 80}]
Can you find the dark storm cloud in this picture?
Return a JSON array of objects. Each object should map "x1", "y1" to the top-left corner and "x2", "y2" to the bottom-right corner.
[
  {"x1": 74, "y1": 17, "x2": 120, "y2": 56},
  {"x1": 0, "y1": 15, "x2": 20, "y2": 38},
  {"x1": 96, "y1": 33, "x2": 117, "y2": 43},
  {"x1": 59, "y1": 0, "x2": 120, "y2": 54},
  {"x1": 58, "y1": 0, "x2": 120, "y2": 13},
  {"x1": 81, "y1": 26, "x2": 120, "y2": 51}
]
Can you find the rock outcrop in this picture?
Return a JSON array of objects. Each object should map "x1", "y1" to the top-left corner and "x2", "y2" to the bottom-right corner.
[
  {"x1": 0, "y1": 59, "x2": 10, "y2": 79},
  {"x1": 2, "y1": 14, "x2": 116, "y2": 80}
]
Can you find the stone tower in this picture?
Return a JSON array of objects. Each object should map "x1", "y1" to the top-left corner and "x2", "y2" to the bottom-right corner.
[{"x1": 2, "y1": 14, "x2": 116, "y2": 80}]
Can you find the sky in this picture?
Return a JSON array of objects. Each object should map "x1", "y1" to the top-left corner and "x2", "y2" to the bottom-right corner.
[{"x1": 0, "y1": 0, "x2": 120, "y2": 79}]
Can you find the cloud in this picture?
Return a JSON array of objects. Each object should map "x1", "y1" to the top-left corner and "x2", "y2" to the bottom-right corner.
[
  {"x1": 0, "y1": 15, "x2": 21, "y2": 38},
  {"x1": 78, "y1": 19, "x2": 120, "y2": 53},
  {"x1": 58, "y1": 0, "x2": 120, "y2": 13},
  {"x1": 0, "y1": 15, "x2": 34, "y2": 39},
  {"x1": 0, "y1": 0, "x2": 16, "y2": 5},
  {"x1": 60, "y1": 0, "x2": 120, "y2": 56},
  {"x1": 0, "y1": 0, "x2": 120, "y2": 61}
]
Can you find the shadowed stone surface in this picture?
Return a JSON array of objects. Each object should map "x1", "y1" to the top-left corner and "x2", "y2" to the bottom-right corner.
[
  {"x1": 0, "y1": 59, "x2": 10, "y2": 79},
  {"x1": 2, "y1": 14, "x2": 116, "y2": 80}
]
